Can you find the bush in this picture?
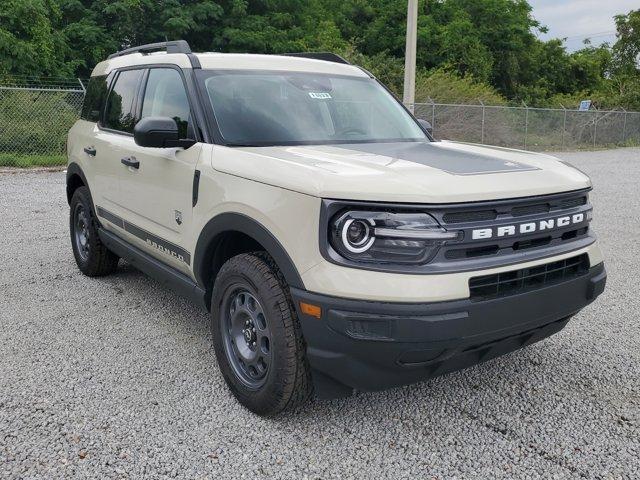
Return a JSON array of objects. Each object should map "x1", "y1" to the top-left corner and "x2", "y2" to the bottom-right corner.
[{"x1": 415, "y1": 69, "x2": 507, "y2": 105}]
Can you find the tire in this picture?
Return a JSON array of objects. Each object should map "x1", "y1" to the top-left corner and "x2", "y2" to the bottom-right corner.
[
  {"x1": 211, "y1": 252, "x2": 312, "y2": 415},
  {"x1": 69, "y1": 186, "x2": 119, "y2": 277}
]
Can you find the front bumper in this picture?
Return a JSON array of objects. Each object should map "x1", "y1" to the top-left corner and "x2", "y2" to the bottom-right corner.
[{"x1": 291, "y1": 262, "x2": 606, "y2": 399}]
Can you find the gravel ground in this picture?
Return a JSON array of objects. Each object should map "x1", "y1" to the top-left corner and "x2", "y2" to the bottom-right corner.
[{"x1": 1, "y1": 148, "x2": 638, "y2": 479}]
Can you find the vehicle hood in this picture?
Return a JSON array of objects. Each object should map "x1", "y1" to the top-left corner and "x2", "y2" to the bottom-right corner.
[{"x1": 212, "y1": 141, "x2": 591, "y2": 203}]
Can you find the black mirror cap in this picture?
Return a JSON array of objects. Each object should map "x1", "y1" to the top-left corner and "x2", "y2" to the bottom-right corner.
[
  {"x1": 417, "y1": 119, "x2": 433, "y2": 136},
  {"x1": 134, "y1": 117, "x2": 196, "y2": 149}
]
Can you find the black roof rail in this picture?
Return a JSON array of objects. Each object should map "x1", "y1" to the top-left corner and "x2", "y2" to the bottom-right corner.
[
  {"x1": 108, "y1": 40, "x2": 192, "y2": 59},
  {"x1": 283, "y1": 52, "x2": 350, "y2": 65}
]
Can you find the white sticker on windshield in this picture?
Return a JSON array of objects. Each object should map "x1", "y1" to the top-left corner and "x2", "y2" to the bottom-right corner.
[{"x1": 309, "y1": 92, "x2": 332, "y2": 99}]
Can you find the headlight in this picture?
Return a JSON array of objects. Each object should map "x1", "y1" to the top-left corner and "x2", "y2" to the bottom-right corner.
[
  {"x1": 329, "y1": 210, "x2": 460, "y2": 264},
  {"x1": 341, "y1": 218, "x2": 375, "y2": 253}
]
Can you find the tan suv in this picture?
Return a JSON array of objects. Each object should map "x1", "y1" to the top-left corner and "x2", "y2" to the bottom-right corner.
[{"x1": 66, "y1": 40, "x2": 606, "y2": 415}]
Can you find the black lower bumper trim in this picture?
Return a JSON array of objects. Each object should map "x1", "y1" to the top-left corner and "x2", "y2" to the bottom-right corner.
[{"x1": 291, "y1": 263, "x2": 606, "y2": 399}]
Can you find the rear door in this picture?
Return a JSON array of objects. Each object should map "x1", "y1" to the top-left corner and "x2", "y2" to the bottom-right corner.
[
  {"x1": 91, "y1": 68, "x2": 145, "y2": 222},
  {"x1": 68, "y1": 73, "x2": 118, "y2": 210},
  {"x1": 114, "y1": 66, "x2": 201, "y2": 274}
]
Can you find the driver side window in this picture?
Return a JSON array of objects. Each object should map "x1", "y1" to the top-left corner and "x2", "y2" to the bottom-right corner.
[{"x1": 140, "y1": 68, "x2": 191, "y2": 138}]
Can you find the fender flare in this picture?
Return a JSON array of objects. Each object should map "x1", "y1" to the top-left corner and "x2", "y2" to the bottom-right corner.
[
  {"x1": 66, "y1": 162, "x2": 90, "y2": 204},
  {"x1": 193, "y1": 212, "x2": 305, "y2": 291}
]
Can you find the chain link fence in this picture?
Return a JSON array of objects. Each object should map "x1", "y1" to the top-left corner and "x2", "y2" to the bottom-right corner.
[
  {"x1": 0, "y1": 81, "x2": 85, "y2": 167},
  {"x1": 0, "y1": 81, "x2": 639, "y2": 167},
  {"x1": 413, "y1": 102, "x2": 640, "y2": 151}
]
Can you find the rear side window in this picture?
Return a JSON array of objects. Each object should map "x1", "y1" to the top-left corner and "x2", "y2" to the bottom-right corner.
[
  {"x1": 80, "y1": 75, "x2": 109, "y2": 122},
  {"x1": 140, "y1": 68, "x2": 191, "y2": 138},
  {"x1": 103, "y1": 69, "x2": 143, "y2": 133}
]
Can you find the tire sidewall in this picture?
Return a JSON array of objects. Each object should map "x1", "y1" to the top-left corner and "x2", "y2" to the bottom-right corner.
[
  {"x1": 69, "y1": 187, "x2": 99, "y2": 273},
  {"x1": 211, "y1": 257, "x2": 297, "y2": 414}
]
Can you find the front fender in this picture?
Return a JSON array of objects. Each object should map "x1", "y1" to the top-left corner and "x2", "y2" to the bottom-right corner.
[{"x1": 193, "y1": 212, "x2": 305, "y2": 292}]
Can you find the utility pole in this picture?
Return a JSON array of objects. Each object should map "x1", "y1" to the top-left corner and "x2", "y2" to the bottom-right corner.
[{"x1": 403, "y1": 0, "x2": 419, "y2": 112}]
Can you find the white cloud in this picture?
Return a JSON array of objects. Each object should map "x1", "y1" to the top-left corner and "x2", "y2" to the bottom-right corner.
[{"x1": 529, "y1": 0, "x2": 637, "y2": 50}]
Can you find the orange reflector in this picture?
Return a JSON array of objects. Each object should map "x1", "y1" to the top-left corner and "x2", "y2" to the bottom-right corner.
[{"x1": 300, "y1": 302, "x2": 322, "y2": 319}]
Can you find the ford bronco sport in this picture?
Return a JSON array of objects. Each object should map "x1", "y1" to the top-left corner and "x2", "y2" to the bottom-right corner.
[{"x1": 66, "y1": 40, "x2": 607, "y2": 415}]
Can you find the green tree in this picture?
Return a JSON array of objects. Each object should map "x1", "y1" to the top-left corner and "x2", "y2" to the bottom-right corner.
[
  {"x1": 612, "y1": 9, "x2": 640, "y2": 75},
  {"x1": 602, "y1": 9, "x2": 640, "y2": 110},
  {"x1": 0, "y1": 0, "x2": 72, "y2": 77},
  {"x1": 0, "y1": 0, "x2": 638, "y2": 110},
  {"x1": 56, "y1": 0, "x2": 227, "y2": 77}
]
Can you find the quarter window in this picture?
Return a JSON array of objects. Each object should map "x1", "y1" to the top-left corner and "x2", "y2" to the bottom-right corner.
[
  {"x1": 103, "y1": 69, "x2": 143, "y2": 133},
  {"x1": 81, "y1": 74, "x2": 110, "y2": 122},
  {"x1": 141, "y1": 68, "x2": 191, "y2": 138}
]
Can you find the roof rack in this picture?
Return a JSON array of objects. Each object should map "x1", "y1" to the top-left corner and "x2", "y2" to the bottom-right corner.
[
  {"x1": 283, "y1": 52, "x2": 350, "y2": 65},
  {"x1": 108, "y1": 40, "x2": 192, "y2": 59}
]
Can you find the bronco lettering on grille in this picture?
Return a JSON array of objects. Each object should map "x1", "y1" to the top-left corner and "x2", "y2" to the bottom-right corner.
[{"x1": 471, "y1": 213, "x2": 585, "y2": 240}]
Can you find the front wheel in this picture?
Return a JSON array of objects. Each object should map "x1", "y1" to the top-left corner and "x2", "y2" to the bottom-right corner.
[{"x1": 211, "y1": 253, "x2": 312, "y2": 415}]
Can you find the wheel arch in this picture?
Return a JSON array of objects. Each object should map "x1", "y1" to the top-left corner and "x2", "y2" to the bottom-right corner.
[
  {"x1": 66, "y1": 163, "x2": 89, "y2": 205},
  {"x1": 194, "y1": 213, "x2": 305, "y2": 308}
]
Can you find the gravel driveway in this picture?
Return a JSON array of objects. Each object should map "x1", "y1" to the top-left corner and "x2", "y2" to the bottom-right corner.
[{"x1": 1, "y1": 148, "x2": 638, "y2": 479}]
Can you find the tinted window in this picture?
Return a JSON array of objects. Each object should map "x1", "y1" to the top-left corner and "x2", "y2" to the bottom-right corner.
[
  {"x1": 80, "y1": 75, "x2": 109, "y2": 122},
  {"x1": 141, "y1": 68, "x2": 191, "y2": 138},
  {"x1": 104, "y1": 69, "x2": 143, "y2": 133}
]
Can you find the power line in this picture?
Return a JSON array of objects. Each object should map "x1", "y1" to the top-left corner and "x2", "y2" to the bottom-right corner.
[{"x1": 563, "y1": 30, "x2": 616, "y2": 40}]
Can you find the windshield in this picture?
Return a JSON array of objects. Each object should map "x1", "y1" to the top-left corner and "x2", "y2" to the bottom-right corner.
[{"x1": 200, "y1": 71, "x2": 428, "y2": 146}]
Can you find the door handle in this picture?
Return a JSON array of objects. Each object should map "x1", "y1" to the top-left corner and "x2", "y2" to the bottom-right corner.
[
  {"x1": 83, "y1": 146, "x2": 96, "y2": 156},
  {"x1": 121, "y1": 157, "x2": 140, "y2": 169}
]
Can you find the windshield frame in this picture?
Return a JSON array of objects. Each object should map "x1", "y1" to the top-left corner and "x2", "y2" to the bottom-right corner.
[{"x1": 194, "y1": 69, "x2": 434, "y2": 147}]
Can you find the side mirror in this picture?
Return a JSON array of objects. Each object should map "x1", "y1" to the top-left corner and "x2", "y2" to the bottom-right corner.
[
  {"x1": 134, "y1": 117, "x2": 196, "y2": 149},
  {"x1": 418, "y1": 119, "x2": 433, "y2": 136}
]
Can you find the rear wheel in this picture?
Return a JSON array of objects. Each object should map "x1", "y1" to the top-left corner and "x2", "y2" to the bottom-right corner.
[
  {"x1": 69, "y1": 186, "x2": 119, "y2": 276},
  {"x1": 211, "y1": 252, "x2": 312, "y2": 415}
]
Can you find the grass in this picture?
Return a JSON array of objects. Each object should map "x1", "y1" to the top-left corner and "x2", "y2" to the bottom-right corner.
[{"x1": 0, "y1": 154, "x2": 66, "y2": 168}]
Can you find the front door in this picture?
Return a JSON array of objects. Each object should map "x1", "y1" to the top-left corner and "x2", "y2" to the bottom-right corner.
[{"x1": 116, "y1": 67, "x2": 200, "y2": 274}]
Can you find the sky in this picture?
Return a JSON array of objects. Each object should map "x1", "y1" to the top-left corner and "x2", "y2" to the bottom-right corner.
[{"x1": 529, "y1": 0, "x2": 637, "y2": 51}]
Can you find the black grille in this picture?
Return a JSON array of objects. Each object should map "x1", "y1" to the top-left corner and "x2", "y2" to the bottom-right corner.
[
  {"x1": 511, "y1": 203, "x2": 550, "y2": 216},
  {"x1": 469, "y1": 254, "x2": 590, "y2": 299},
  {"x1": 442, "y1": 210, "x2": 497, "y2": 224},
  {"x1": 513, "y1": 236, "x2": 552, "y2": 250},
  {"x1": 445, "y1": 245, "x2": 499, "y2": 259},
  {"x1": 437, "y1": 190, "x2": 592, "y2": 262},
  {"x1": 559, "y1": 196, "x2": 587, "y2": 209},
  {"x1": 440, "y1": 192, "x2": 588, "y2": 226}
]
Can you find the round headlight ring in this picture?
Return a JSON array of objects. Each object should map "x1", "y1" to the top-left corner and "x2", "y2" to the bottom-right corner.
[{"x1": 341, "y1": 219, "x2": 375, "y2": 253}]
